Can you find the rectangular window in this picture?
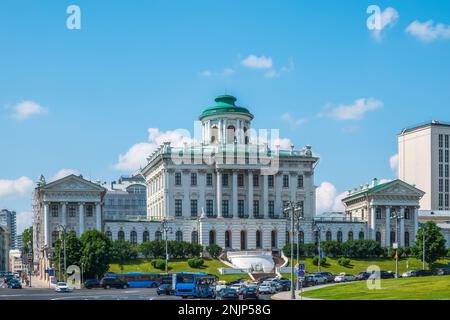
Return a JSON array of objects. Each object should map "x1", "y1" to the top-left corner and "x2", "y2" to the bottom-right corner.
[
  {"x1": 238, "y1": 200, "x2": 245, "y2": 216},
  {"x1": 445, "y1": 194, "x2": 449, "y2": 207},
  {"x1": 222, "y1": 200, "x2": 229, "y2": 216},
  {"x1": 268, "y1": 175, "x2": 274, "y2": 188},
  {"x1": 439, "y1": 194, "x2": 443, "y2": 207},
  {"x1": 190, "y1": 173, "x2": 197, "y2": 186},
  {"x1": 253, "y1": 200, "x2": 259, "y2": 217},
  {"x1": 446, "y1": 135, "x2": 449, "y2": 148},
  {"x1": 446, "y1": 165, "x2": 449, "y2": 178},
  {"x1": 404, "y1": 208, "x2": 410, "y2": 220},
  {"x1": 269, "y1": 200, "x2": 275, "y2": 216},
  {"x1": 190, "y1": 200, "x2": 198, "y2": 217},
  {"x1": 283, "y1": 175, "x2": 289, "y2": 188},
  {"x1": 439, "y1": 179, "x2": 444, "y2": 192},
  {"x1": 206, "y1": 200, "x2": 214, "y2": 216},
  {"x1": 376, "y1": 208, "x2": 382, "y2": 219},
  {"x1": 238, "y1": 174, "x2": 244, "y2": 187},
  {"x1": 175, "y1": 199, "x2": 182, "y2": 216},
  {"x1": 439, "y1": 164, "x2": 443, "y2": 177},
  {"x1": 175, "y1": 172, "x2": 182, "y2": 186},
  {"x1": 297, "y1": 175, "x2": 304, "y2": 188},
  {"x1": 222, "y1": 174, "x2": 229, "y2": 187},
  {"x1": 446, "y1": 150, "x2": 449, "y2": 163},
  {"x1": 446, "y1": 180, "x2": 449, "y2": 193},
  {"x1": 68, "y1": 205, "x2": 76, "y2": 217},
  {"x1": 439, "y1": 134, "x2": 443, "y2": 148},
  {"x1": 253, "y1": 174, "x2": 259, "y2": 187},
  {"x1": 206, "y1": 173, "x2": 213, "y2": 186},
  {"x1": 439, "y1": 149, "x2": 443, "y2": 162},
  {"x1": 51, "y1": 205, "x2": 59, "y2": 217},
  {"x1": 108, "y1": 199, "x2": 114, "y2": 206},
  {"x1": 86, "y1": 205, "x2": 93, "y2": 217}
]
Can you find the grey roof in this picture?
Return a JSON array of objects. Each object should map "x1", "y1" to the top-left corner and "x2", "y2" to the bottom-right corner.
[{"x1": 399, "y1": 120, "x2": 450, "y2": 135}]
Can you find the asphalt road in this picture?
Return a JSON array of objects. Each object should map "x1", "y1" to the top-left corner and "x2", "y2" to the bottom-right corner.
[{"x1": 0, "y1": 287, "x2": 273, "y2": 300}]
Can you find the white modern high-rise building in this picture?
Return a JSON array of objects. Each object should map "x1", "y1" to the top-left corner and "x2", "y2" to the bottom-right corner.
[
  {"x1": 0, "y1": 209, "x2": 17, "y2": 249},
  {"x1": 398, "y1": 121, "x2": 450, "y2": 211}
]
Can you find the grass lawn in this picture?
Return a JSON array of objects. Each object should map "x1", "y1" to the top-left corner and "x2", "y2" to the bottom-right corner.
[
  {"x1": 109, "y1": 258, "x2": 250, "y2": 282},
  {"x1": 282, "y1": 257, "x2": 449, "y2": 279},
  {"x1": 302, "y1": 275, "x2": 450, "y2": 300}
]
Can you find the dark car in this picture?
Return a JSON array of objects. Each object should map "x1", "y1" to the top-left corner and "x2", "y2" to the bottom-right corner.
[
  {"x1": 379, "y1": 271, "x2": 395, "y2": 279},
  {"x1": 100, "y1": 277, "x2": 129, "y2": 289},
  {"x1": 301, "y1": 276, "x2": 316, "y2": 287},
  {"x1": 84, "y1": 279, "x2": 101, "y2": 289},
  {"x1": 314, "y1": 272, "x2": 335, "y2": 283},
  {"x1": 356, "y1": 271, "x2": 372, "y2": 281},
  {"x1": 7, "y1": 279, "x2": 22, "y2": 289},
  {"x1": 242, "y1": 286, "x2": 259, "y2": 300},
  {"x1": 275, "y1": 280, "x2": 291, "y2": 291},
  {"x1": 157, "y1": 284, "x2": 174, "y2": 295},
  {"x1": 409, "y1": 269, "x2": 433, "y2": 277},
  {"x1": 435, "y1": 268, "x2": 450, "y2": 276},
  {"x1": 226, "y1": 278, "x2": 245, "y2": 286},
  {"x1": 220, "y1": 288, "x2": 239, "y2": 300}
]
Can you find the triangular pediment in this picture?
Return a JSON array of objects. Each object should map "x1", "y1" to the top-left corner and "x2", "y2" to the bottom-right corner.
[
  {"x1": 42, "y1": 174, "x2": 106, "y2": 192},
  {"x1": 370, "y1": 180, "x2": 425, "y2": 197}
]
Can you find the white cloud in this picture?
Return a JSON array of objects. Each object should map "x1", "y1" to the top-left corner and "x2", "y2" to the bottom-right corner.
[
  {"x1": 114, "y1": 128, "x2": 196, "y2": 171},
  {"x1": 16, "y1": 211, "x2": 33, "y2": 234},
  {"x1": 319, "y1": 98, "x2": 383, "y2": 121},
  {"x1": 371, "y1": 7, "x2": 399, "y2": 41},
  {"x1": 390, "y1": 153, "x2": 399, "y2": 176},
  {"x1": 0, "y1": 176, "x2": 34, "y2": 199},
  {"x1": 316, "y1": 182, "x2": 345, "y2": 214},
  {"x1": 200, "y1": 70, "x2": 212, "y2": 77},
  {"x1": 51, "y1": 168, "x2": 80, "y2": 182},
  {"x1": 264, "y1": 58, "x2": 295, "y2": 79},
  {"x1": 11, "y1": 100, "x2": 48, "y2": 121},
  {"x1": 406, "y1": 20, "x2": 450, "y2": 42},
  {"x1": 200, "y1": 68, "x2": 234, "y2": 77},
  {"x1": 241, "y1": 55, "x2": 273, "y2": 69},
  {"x1": 281, "y1": 112, "x2": 307, "y2": 129}
]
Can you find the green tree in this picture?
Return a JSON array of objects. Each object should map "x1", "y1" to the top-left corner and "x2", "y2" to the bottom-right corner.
[
  {"x1": 79, "y1": 230, "x2": 113, "y2": 279},
  {"x1": 111, "y1": 240, "x2": 137, "y2": 272},
  {"x1": 52, "y1": 232, "x2": 82, "y2": 279},
  {"x1": 22, "y1": 226, "x2": 33, "y2": 254},
  {"x1": 413, "y1": 221, "x2": 447, "y2": 268},
  {"x1": 205, "y1": 244, "x2": 222, "y2": 259}
]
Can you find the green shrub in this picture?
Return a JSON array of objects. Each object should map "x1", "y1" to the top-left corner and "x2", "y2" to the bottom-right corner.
[
  {"x1": 338, "y1": 257, "x2": 351, "y2": 267},
  {"x1": 151, "y1": 259, "x2": 167, "y2": 270},
  {"x1": 205, "y1": 244, "x2": 222, "y2": 259},
  {"x1": 187, "y1": 258, "x2": 204, "y2": 268},
  {"x1": 312, "y1": 256, "x2": 327, "y2": 266}
]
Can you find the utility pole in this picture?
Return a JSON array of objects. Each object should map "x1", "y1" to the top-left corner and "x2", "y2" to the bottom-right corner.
[
  {"x1": 159, "y1": 218, "x2": 172, "y2": 274},
  {"x1": 422, "y1": 225, "x2": 426, "y2": 270},
  {"x1": 315, "y1": 225, "x2": 322, "y2": 272},
  {"x1": 58, "y1": 225, "x2": 67, "y2": 281},
  {"x1": 391, "y1": 210, "x2": 404, "y2": 279}
]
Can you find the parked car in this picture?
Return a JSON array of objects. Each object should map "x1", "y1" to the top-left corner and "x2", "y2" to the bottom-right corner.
[
  {"x1": 219, "y1": 288, "x2": 239, "y2": 300},
  {"x1": 301, "y1": 275, "x2": 316, "y2": 287},
  {"x1": 313, "y1": 272, "x2": 335, "y2": 283},
  {"x1": 55, "y1": 282, "x2": 73, "y2": 293},
  {"x1": 380, "y1": 271, "x2": 395, "y2": 279},
  {"x1": 84, "y1": 279, "x2": 101, "y2": 289},
  {"x1": 275, "y1": 280, "x2": 291, "y2": 291},
  {"x1": 242, "y1": 286, "x2": 259, "y2": 300},
  {"x1": 157, "y1": 283, "x2": 174, "y2": 295},
  {"x1": 434, "y1": 268, "x2": 450, "y2": 276},
  {"x1": 226, "y1": 278, "x2": 245, "y2": 286},
  {"x1": 7, "y1": 279, "x2": 22, "y2": 289},
  {"x1": 402, "y1": 269, "x2": 433, "y2": 278},
  {"x1": 257, "y1": 276, "x2": 276, "y2": 284},
  {"x1": 334, "y1": 273, "x2": 356, "y2": 282},
  {"x1": 258, "y1": 283, "x2": 276, "y2": 294},
  {"x1": 356, "y1": 271, "x2": 372, "y2": 281},
  {"x1": 100, "y1": 277, "x2": 129, "y2": 289},
  {"x1": 309, "y1": 274, "x2": 328, "y2": 285}
]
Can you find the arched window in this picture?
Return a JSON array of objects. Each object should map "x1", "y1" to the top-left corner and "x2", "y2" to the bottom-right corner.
[
  {"x1": 105, "y1": 231, "x2": 112, "y2": 241},
  {"x1": 191, "y1": 231, "x2": 198, "y2": 244},
  {"x1": 118, "y1": 230, "x2": 125, "y2": 241},
  {"x1": 256, "y1": 230, "x2": 262, "y2": 249},
  {"x1": 359, "y1": 231, "x2": 364, "y2": 240},
  {"x1": 298, "y1": 231, "x2": 304, "y2": 244},
  {"x1": 227, "y1": 125, "x2": 236, "y2": 144},
  {"x1": 271, "y1": 230, "x2": 278, "y2": 248},
  {"x1": 176, "y1": 230, "x2": 183, "y2": 242},
  {"x1": 143, "y1": 231, "x2": 149, "y2": 242},
  {"x1": 326, "y1": 231, "x2": 332, "y2": 241},
  {"x1": 390, "y1": 231, "x2": 396, "y2": 246},
  {"x1": 130, "y1": 231, "x2": 137, "y2": 244},
  {"x1": 240, "y1": 230, "x2": 247, "y2": 250},
  {"x1": 209, "y1": 230, "x2": 216, "y2": 245},
  {"x1": 52, "y1": 231, "x2": 59, "y2": 246},
  {"x1": 337, "y1": 231, "x2": 343, "y2": 243},
  {"x1": 155, "y1": 231, "x2": 162, "y2": 241},
  {"x1": 404, "y1": 232, "x2": 410, "y2": 247},
  {"x1": 376, "y1": 231, "x2": 381, "y2": 244},
  {"x1": 348, "y1": 231, "x2": 354, "y2": 241},
  {"x1": 211, "y1": 126, "x2": 218, "y2": 144},
  {"x1": 225, "y1": 230, "x2": 232, "y2": 249}
]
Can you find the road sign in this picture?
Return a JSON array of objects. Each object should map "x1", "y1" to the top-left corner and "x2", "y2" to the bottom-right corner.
[
  {"x1": 393, "y1": 243, "x2": 398, "y2": 249},
  {"x1": 297, "y1": 270, "x2": 305, "y2": 277},
  {"x1": 299, "y1": 263, "x2": 305, "y2": 271}
]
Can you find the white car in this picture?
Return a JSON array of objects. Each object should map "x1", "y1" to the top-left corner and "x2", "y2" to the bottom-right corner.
[
  {"x1": 55, "y1": 282, "x2": 73, "y2": 293},
  {"x1": 258, "y1": 283, "x2": 276, "y2": 294},
  {"x1": 334, "y1": 273, "x2": 356, "y2": 282},
  {"x1": 310, "y1": 274, "x2": 328, "y2": 285}
]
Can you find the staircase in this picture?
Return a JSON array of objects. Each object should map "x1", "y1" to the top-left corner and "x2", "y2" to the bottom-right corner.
[{"x1": 250, "y1": 252, "x2": 284, "y2": 280}]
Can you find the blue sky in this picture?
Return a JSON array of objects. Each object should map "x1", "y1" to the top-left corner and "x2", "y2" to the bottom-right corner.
[{"x1": 1, "y1": 0, "x2": 450, "y2": 233}]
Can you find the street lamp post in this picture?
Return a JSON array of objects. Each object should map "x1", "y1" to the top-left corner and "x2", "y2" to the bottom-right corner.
[
  {"x1": 314, "y1": 225, "x2": 322, "y2": 272},
  {"x1": 294, "y1": 203, "x2": 304, "y2": 290},
  {"x1": 58, "y1": 225, "x2": 68, "y2": 281},
  {"x1": 159, "y1": 219, "x2": 172, "y2": 274},
  {"x1": 284, "y1": 201, "x2": 303, "y2": 300},
  {"x1": 390, "y1": 210, "x2": 404, "y2": 279},
  {"x1": 421, "y1": 224, "x2": 426, "y2": 270}
]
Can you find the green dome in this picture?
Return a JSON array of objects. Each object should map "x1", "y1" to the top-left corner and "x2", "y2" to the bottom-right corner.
[{"x1": 199, "y1": 95, "x2": 254, "y2": 120}]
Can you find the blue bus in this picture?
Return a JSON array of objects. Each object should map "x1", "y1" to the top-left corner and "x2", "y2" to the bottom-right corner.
[
  {"x1": 105, "y1": 272, "x2": 167, "y2": 288},
  {"x1": 173, "y1": 272, "x2": 218, "y2": 298}
]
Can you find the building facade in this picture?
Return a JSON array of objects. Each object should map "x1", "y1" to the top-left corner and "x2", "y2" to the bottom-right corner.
[
  {"x1": 418, "y1": 210, "x2": 450, "y2": 248},
  {"x1": 0, "y1": 209, "x2": 17, "y2": 249},
  {"x1": 0, "y1": 226, "x2": 9, "y2": 272},
  {"x1": 398, "y1": 121, "x2": 450, "y2": 210},
  {"x1": 9, "y1": 249, "x2": 22, "y2": 273}
]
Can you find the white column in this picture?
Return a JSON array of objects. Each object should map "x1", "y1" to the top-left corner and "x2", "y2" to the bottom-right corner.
[
  {"x1": 248, "y1": 171, "x2": 253, "y2": 218},
  {"x1": 232, "y1": 171, "x2": 238, "y2": 218},
  {"x1": 44, "y1": 203, "x2": 49, "y2": 246},
  {"x1": 96, "y1": 202, "x2": 102, "y2": 231},
  {"x1": 275, "y1": 174, "x2": 282, "y2": 216},
  {"x1": 216, "y1": 170, "x2": 222, "y2": 217},
  {"x1": 385, "y1": 206, "x2": 391, "y2": 247},
  {"x1": 79, "y1": 203, "x2": 85, "y2": 236},
  {"x1": 62, "y1": 202, "x2": 67, "y2": 227},
  {"x1": 370, "y1": 206, "x2": 376, "y2": 240},
  {"x1": 199, "y1": 172, "x2": 206, "y2": 216},
  {"x1": 263, "y1": 174, "x2": 268, "y2": 218},
  {"x1": 400, "y1": 207, "x2": 405, "y2": 247},
  {"x1": 165, "y1": 171, "x2": 171, "y2": 217},
  {"x1": 290, "y1": 173, "x2": 296, "y2": 202}
]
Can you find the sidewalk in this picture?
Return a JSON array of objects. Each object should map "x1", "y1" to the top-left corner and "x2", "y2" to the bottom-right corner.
[
  {"x1": 27, "y1": 275, "x2": 55, "y2": 289},
  {"x1": 272, "y1": 283, "x2": 341, "y2": 300}
]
